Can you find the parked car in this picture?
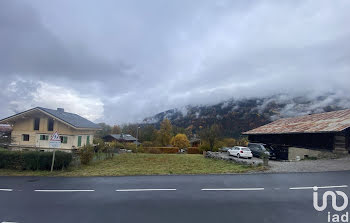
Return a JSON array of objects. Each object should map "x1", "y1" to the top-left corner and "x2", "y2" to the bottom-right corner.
[
  {"x1": 248, "y1": 143, "x2": 276, "y2": 159},
  {"x1": 228, "y1": 146, "x2": 253, "y2": 159},
  {"x1": 219, "y1": 147, "x2": 231, "y2": 153}
]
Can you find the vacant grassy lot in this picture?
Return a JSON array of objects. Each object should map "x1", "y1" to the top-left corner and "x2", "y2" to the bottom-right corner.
[{"x1": 0, "y1": 153, "x2": 264, "y2": 176}]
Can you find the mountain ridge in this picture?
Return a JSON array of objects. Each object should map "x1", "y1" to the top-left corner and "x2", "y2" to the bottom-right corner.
[{"x1": 143, "y1": 93, "x2": 350, "y2": 137}]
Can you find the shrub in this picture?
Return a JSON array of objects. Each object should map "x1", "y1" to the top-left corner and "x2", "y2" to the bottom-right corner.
[
  {"x1": 214, "y1": 140, "x2": 225, "y2": 151},
  {"x1": 236, "y1": 137, "x2": 249, "y2": 146},
  {"x1": 142, "y1": 141, "x2": 154, "y2": 147},
  {"x1": 78, "y1": 145, "x2": 94, "y2": 165},
  {"x1": 0, "y1": 150, "x2": 24, "y2": 170},
  {"x1": 93, "y1": 138, "x2": 105, "y2": 152},
  {"x1": 51, "y1": 152, "x2": 72, "y2": 170},
  {"x1": 0, "y1": 150, "x2": 72, "y2": 170},
  {"x1": 160, "y1": 147, "x2": 179, "y2": 154},
  {"x1": 142, "y1": 147, "x2": 179, "y2": 154},
  {"x1": 187, "y1": 147, "x2": 201, "y2": 154},
  {"x1": 172, "y1": 134, "x2": 190, "y2": 149},
  {"x1": 110, "y1": 141, "x2": 124, "y2": 149},
  {"x1": 198, "y1": 143, "x2": 211, "y2": 152},
  {"x1": 124, "y1": 143, "x2": 137, "y2": 153},
  {"x1": 223, "y1": 138, "x2": 236, "y2": 147},
  {"x1": 137, "y1": 146, "x2": 145, "y2": 153},
  {"x1": 148, "y1": 148, "x2": 161, "y2": 154},
  {"x1": 102, "y1": 143, "x2": 114, "y2": 159}
]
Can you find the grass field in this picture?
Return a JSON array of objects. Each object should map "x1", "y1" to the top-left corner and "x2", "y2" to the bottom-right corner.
[{"x1": 0, "y1": 153, "x2": 265, "y2": 176}]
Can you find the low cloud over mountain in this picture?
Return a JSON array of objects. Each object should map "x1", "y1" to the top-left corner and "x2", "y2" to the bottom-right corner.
[
  {"x1": 1, "y1": 1, "x2": 349, "y2": 124},
  {"x1": 144, "y1": 93, "x2": 350, "y2": 137}
]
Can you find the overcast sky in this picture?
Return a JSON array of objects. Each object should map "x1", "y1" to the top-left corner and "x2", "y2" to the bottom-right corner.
[{"x1": 0, "y1": 0, "x2": 349, "y2": 124}]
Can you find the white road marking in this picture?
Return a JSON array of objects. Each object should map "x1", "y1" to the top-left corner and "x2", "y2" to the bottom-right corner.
[
  {"x1": 201, "y1": 188, "x2": 264, "y2": 191},
  {"x1": 289, "y1": 185, "x2": 348, "y2": 190},
  {"x1": 116, "y1": 189, "x2": 177, "y2": 192},
  {"x1": 34, "y1": 189, "x2": 95, "y2": 192},
  {"x1": 0, "y1": 189, "x2": 13, "y2": 192},
  {"x1": 2, "y1": 221, "x2": 18, "y2": 223}
]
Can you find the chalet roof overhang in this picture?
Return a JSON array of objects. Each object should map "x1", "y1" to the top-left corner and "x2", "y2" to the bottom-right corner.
[{"x1": 243, "y1": 109, "x2": 350, "y2": 136}]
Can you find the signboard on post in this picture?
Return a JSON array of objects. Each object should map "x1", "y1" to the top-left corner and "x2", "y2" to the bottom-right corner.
[
  {"x1": 49, "y1": 131, "x2": 61, "y2": 149},
  {"x1": 50, "y1": 131, "x2": 61, "y2": 172}
]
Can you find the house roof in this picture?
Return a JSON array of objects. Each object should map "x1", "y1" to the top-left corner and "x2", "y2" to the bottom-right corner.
[
  {"x1": 190, "y1": 138, "x2": 201, "y2": 143},
  {"x1": 0, "y1": 107, "x2": 101, "y2": 130},
  {"x1": 107, "y1": 134, "x2": 138, "y2": 141},
  {"x1": 243, "y1": 108, "x2": 350, "y2": 135}
]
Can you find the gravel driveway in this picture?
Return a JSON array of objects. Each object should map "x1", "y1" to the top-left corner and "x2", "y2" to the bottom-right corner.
[
  {"x1": 267, "y1": 156, "x2": 350, "y2": 173},
  {"x1": 215, "y1": 152, "x2": 350, "y2": 173}
]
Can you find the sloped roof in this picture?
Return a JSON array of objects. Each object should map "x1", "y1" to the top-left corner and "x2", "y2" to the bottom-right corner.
[
  {"x1": 243, "y1": 108, "x2": 350, "y2": 135},
  {"x1": 38, "y1": 107, "x2": 100, "y2": 129},
  {"x1": 190, "y1": 138, "x2": 201, "y2": 143},
  {"x1": 107, "y1": 134, "x2": 138, "y2": 141},
  {"x1": 0, "y1": 107, "x2": 100, "y2": 130}
]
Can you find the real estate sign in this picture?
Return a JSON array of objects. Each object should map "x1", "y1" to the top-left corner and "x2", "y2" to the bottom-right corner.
[
  {"x1": 49, "y1": 131, "x2": 61, "y2": 148},
  {"x1": 49, "y1": 131, "x2": 61, "y2": 172}
]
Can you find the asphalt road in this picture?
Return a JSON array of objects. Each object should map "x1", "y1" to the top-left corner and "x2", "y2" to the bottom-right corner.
[{"x1": 1, "y1": 171, "x2": 350, "y2": 223}]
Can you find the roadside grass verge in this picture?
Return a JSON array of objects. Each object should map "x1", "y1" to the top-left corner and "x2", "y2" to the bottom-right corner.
[{"x1": 0, "y1": 153, "x2": 265, "y2": 177}]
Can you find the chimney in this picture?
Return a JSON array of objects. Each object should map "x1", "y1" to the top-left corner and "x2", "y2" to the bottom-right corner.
[{"x1": 57, "y1": 108, "x2": 64, "y2": 112}]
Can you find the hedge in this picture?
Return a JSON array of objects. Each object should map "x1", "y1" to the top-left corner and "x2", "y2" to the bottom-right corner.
[
  {"x1": 142, "y1": 147, "x2": 179, "y2": 154},
  {"x1": 187, "y1": 147, "x2": 201, "y2": 154},
  {"x1": 78, "y1": 145, "x2": 94, "y2": 165},
  {"x1": 0, "y1": 150, "x2": 72, "y2": 171}
]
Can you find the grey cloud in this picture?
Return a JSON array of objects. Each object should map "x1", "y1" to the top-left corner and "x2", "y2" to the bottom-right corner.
[
  {"x1": 0, "y1": 78, "x2": 38, "y2": 118},
  {"x1": 0, "y1": 1, "x2": 127, "y2": 80},
  {"x1": 1, "y1": 0, "x2": 350, "y2": 124}
]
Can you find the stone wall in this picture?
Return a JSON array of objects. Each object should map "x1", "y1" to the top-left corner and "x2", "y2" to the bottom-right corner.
[
  {"x1": 205, "y1": 151, "x2": 262, "y2": 166},
  {"x1": 288, "y1": 147, "x2": 338, "y2": 161}
]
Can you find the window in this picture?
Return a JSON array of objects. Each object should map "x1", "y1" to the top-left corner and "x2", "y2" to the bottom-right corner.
[
  {"x1": 60, "y1": 136, "x2": 68, "y2": 144},
  {"x1": 78, "y1": 136, "x2": 82, "y2": 147},
  {"x1": 40, "y1": 135, "x2": 48, "y2": 140},
  {"x1": 34, "y1": 118, "x2": 40, "y2": 130},
  {"x1": 86, "y1": 135, "x2": 90, "y2": 145},
  {"x1": 22, "y1": 134, "x2": 29, "y2": 141},
  {"x1": 48, "y1": 118, "x2": 54, "y2": 131}
]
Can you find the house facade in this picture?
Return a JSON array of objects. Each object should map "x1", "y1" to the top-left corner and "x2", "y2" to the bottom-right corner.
[
  {"x1": 0, "y1": 107, "x2": 101, "y2": 152},
  {"x1": 243, "y1": 109, "x2": 350, "y2": 160}
]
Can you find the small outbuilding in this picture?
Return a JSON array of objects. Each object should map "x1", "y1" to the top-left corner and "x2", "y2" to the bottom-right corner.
[
  {"x1": 243, "y1": 109, "x2": 350, "y2": 160},
  {"x1": 103, "y1": 133, "x2": 139, "y2": 144},
  {"x1": 189, "y1": 138, "x2": 201, "y2": 147}
]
